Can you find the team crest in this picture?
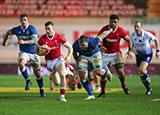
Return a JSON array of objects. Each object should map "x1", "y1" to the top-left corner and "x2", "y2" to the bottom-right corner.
[{"x1": 26, "y1": 30, "x2": 30, "y2": 35}]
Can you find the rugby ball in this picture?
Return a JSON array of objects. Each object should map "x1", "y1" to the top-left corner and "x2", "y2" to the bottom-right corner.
[{"x1": 40, "y1": 44, "x2": 50, "y2": 53}]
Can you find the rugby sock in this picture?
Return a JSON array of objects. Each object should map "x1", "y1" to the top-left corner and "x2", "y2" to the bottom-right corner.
[
  {"x1": 142, "y1": 80, "x2": 151, "y2": 91},
  {"x1": 100, "y1": 80, "x2": 107, "y2": 94},
  {"x1": 66, "y1": 78, "x2": 69, "y2": 86},
  {"x1": 144, "y1": 72, "x2": 150, "y2": 83},
  {"x1": 81, "y1": 79, "x2": 93, "y2": 96},
  {"x1": 60, "y1": 87, "x2": 66, "y2": 95},
  {"x1": 75, "y1": 78, "x2": 80, "y2": 86},
  {"x1": 36, "y1": 77, "x2": 43, "y2": 89},
  {"x1": 21, "y1": 67, "x2": 29, "y2": 80},
  {"x1": 119, "y1": 77, "x2": 125, "y2": 85}
]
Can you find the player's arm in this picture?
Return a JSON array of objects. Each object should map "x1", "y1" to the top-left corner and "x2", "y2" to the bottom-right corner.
[
  {"x1": 123, "y1": 36, "x2": 134, "y2": 58},
  {"x1": 154, "y1": 37, "x2": 160, "y2": 58},
  {"x1": 18, "y1": 34, "x2": 38, "y2": 45},
  {"x1": 34, "y1": 44, "x2": 47, "y2": 56},
  {"x1": 64, "y1": 42, "x2": 73, "y2": 60},
  {"x1": 73, "y1": 51, "x2": 79, "y2": 65},
  {"x1": 96, "y1": 28, "x2": 112, "y2": 41},
  {"x1": 2, "y1": 30, "x2": 12, "y2": 46}
]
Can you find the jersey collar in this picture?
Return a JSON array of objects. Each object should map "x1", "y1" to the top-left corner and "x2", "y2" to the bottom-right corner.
[
  {"x1": 21, "y1": 24, "x2": 30, "y2": 32},
  {"x1": 112, "y1": 26, "x2": 118, "y2": 33},
  {"x1": 46, "y1": 32, "x2": 55, "y2": 40}
]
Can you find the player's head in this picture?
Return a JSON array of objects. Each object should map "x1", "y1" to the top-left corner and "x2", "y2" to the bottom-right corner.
[
  {"x1": 78, "y1": 35, "x2": 88, "y2": 50},
  {"x1": 134, "y1": 21, "x2": 142, "y2": 35},
  {"x1": 109, "y1": 14, "x2": 119, "y2": 29},
  {"x1": 45, "y1": 21, "x2": 54, "y2": 36},
  {"x1": 19, "y1": 14, "x2": 29, "y2": 28}
]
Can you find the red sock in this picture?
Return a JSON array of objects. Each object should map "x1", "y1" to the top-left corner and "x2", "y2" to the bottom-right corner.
[
  {"x1": 60, "y1": 88, "x2": 66, "y2": 95},
  {"x1": 100, "y1": 80, "x2": 107, "y2": 93},
  {"x1": 119, "y1": 77, "x2": 125, "y2": 85},
  {"x1": 66, "y1": 79, "x2": 69, "y2": 86},
  {"x1": 75, "y1": 78, "x2": 79, "y2": 85}
]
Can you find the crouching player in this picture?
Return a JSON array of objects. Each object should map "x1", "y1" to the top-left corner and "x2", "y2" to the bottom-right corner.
[
  {"x1": 49, "y1": 64, "x2": 81, "y2": 91},
  {"x1": 72, "y1": 30, "x2": 113, "y2": 100}
]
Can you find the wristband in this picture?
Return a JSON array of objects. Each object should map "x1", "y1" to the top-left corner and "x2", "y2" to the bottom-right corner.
[
  {"x1": 128, "y1": 47, "x2": 133, "y2": 52},
  {"x1": 156, "y1": 49, "x2": 160, "y2": 52}
]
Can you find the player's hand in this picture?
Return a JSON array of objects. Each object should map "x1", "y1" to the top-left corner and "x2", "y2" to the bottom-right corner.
[
  {"x1": 18, "y1": 39, "x2": 25, "y2": 44},
  {"x1": 2, "y1": 41, "x2": 7, "y2": 46},
  {"x1": 126, "y1": 51, "x2": 135, "y2": 58},
  {"x1": 156, "y1": 52, "x2": 160, "y2": 58},
  {"x1": 99, "y1": 46, "x2": 106, "y2": 52},
  {"x1": 64, "y1": 56, "x2": 70, "y2": 61}
]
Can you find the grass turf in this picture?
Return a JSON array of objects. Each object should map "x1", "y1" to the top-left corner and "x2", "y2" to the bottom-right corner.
[{"x1": 0, "y1": 75, "x2": 160, "y2": 115}]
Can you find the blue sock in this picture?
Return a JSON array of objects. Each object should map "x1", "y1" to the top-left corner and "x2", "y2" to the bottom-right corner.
[
  {"x1": 36, "y1": 77, "x2": 43, "y2": 90},
  {"x1": 81, "y1": 79, "x2": 93, "y2": 96},
  {"x1": 144, "y1": 73, "x2": 150, "y2": 83},
  {"x1": 21, "y1": 67, "x2": 29, "y2": 80},
  {"x1": 142, "y1": 80, "x2": 150, "y2": 91},
  {"x1": 102, "y1": 67, "x2": 108, "y2": 75}
]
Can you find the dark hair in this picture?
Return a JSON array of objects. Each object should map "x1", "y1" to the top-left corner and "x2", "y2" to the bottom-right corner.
[
  {"x1": 110, "y1": 14, "x2": 119, "y2": 20},
  {"x1": 45, "y1": 21, "x2": 54, "y2": 26},
  {"x1": 135, "y1": 21, "x2": 142, "y2": 26},
  {"x1": 79, "y1": 35, "x2": 88, "y2": 42},
  {"x1": 20, "y1": 14, "x2": 28, "y2": 19}
]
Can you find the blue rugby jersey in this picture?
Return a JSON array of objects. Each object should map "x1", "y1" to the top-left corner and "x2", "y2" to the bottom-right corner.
[
  {"x1": 11, "y1": 24, "x2": 37, "y2": 54},
  {"x1": 73, "y1": 37, "x2": 100, "y2": 56}
]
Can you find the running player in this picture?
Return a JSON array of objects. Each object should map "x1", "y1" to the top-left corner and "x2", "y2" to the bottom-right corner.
[
  {"x1": 72, "y1": 30, "x2": 113, "y2": 100},
  {"x1": 97, "y1": 14, "x2": 133, "y2": 97},
  {"x1": 35, "y1": 21, "x2": 73, "y2": 102},
  {"x1": 2, "y1": 14, "x2": 46, "y2": 97},
  {"x1": 130, "y1": 21, "x2": 160, "y2": 95}
]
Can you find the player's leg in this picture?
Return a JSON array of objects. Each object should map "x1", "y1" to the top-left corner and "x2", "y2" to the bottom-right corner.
[
  {"x1": 91, "y1": 52, "x2": 112, "y2": 97},
  {"x1": 93, "y1": 71, "x2": 100, "y2": 91},
  {"x1": 49, "y1": 75, "x2": 55, "y2": 91},
  {"x1": 18, "y1": 52, "x2": 32, "y2": 90},
  {"x1": 78, "y1": 59, "x2": 95, "y2": 100},
  {"x1": 31, "y1": 54, "x2": 46, "y2": 97},
  {"x1": 114, "y1": 52, "x2": 130, "y2": 95},
  {"x1": 136, "y1": 54, "x2": 152, "y2": 95},
  {"x1": 139, "y1": 61, "x2": 152, "y2": 95},
  {"x1": 57, "y1": 63, "x2": 67, "y2": 102},
  {"x1": 115, "y1": 64, "x2": 130, "y2": 95},
  {"x1": 88, "y1": 64, "x2": 96, "y2": 91},
  {"x1": 67, "y1": 75, "x2": 76, "y2": 90}
]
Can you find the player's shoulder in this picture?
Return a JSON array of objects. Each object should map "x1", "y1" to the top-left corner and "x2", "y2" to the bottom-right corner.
[
  {"x1": 100, "y1": 25, "x2": 108, "y2": 30},
  {"x1": 130, "y1": 32, "x2": 136, "y2": 37},
  {"x1": 12, "y1": 25, "x2": 21, "y2": 30},
  {"x1": 28, "y1": 24, "x2": 36, "y2": 30},
  {"x1": 117, "y1": 26, "x2": 125, "y2": 31}
]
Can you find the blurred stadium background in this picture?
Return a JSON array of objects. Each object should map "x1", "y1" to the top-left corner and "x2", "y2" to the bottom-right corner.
[{"x1": 0, "y1": 0, "x2": 160, "y2": 76}]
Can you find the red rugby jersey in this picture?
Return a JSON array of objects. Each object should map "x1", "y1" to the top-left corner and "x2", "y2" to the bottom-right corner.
[
  {"x1": 98, "y1": 25, "x2": 128, "y2": 54},
  {"x1": 38, "y1": 33, "x2": 68, "y2": 61}
]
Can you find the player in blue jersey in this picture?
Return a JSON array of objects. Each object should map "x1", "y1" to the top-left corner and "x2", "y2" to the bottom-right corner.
[
  {"x1": 130, "y1": 21, "x2": 160, "y2": 95},
  {"x1": 2, "y1": 14, "x2": 46, "y2": 97},
  {"x1": 73, "y1": 30, "x2": 113, "y2": 100}
]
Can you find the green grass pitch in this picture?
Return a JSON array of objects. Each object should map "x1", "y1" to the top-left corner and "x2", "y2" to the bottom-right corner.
[{"x1": 0, "y1": 75, "x2": 160, "y2": 115}]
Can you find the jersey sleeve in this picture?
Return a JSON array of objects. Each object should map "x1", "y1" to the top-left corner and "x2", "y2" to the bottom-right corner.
[
  {"x1": 10, "y1": 27, "x2": 17, "y2": 35},
  {"x1": 58, "y1": 34, "x2": 68, "y2": 45},
  {"x1": 97, "y1": 26, "x2": 108, "y2": 35},
  {"x1": 147, "y1": 31, "x2": 156, "y2": 41},
  {"x1": 120, "y1": 27, "x2": 128, "y2": 38},
  {"x1": 29, "y1": 25, "x2": 37, "y2": 36},
  {"x1": 37, "y1": 36, "x2": 45, "y2": 46}
]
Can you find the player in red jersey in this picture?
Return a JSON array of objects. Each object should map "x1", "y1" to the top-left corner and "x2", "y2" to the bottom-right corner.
[
  {"x1": 49, "y1": 63, "x2": 81, "y2": 91},
  {"x1": 97, "y1": 14, "x2": 133, "y2": 97},
  {"x1": 35, "y1": 21, "x2": 73, "y2": 102}
]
